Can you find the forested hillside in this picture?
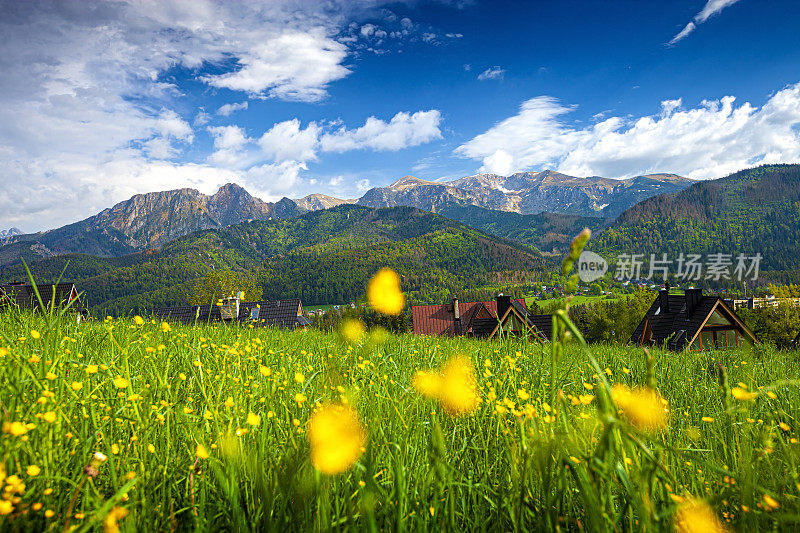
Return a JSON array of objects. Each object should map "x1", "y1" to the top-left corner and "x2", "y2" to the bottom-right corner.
[
  {"x1": 437, "y1": 204, "x2": 604, "y2": 254},
  {"x1": 591, "y1": 164, "x2": 800, "y2": 273},
  {"x1": 0, "y1": 205, "x2": 543, "y2": 315}
]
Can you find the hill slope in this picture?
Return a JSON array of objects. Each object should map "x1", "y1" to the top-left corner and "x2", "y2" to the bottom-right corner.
[
  {"x1": 591, "y1": 164, "x2": 800, "y2": 274},
  {"x1": 0, "y1": 205, "x2": 545, "y2": 315}
]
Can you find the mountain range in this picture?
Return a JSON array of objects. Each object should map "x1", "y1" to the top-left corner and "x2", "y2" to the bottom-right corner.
[
  {"x1": 0, "y1": 169, "x2": 691, "y2": 266},
  {"x1": 357, "y1": 171, "x2": 692, "y2": 219}
]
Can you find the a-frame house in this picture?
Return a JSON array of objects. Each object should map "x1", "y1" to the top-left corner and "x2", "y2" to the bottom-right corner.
[{"x1": 631, "y1": 288, "x2": 758, "y2": 351}]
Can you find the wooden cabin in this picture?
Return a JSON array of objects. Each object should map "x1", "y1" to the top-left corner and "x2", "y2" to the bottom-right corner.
[
  {"x1": 631, "y1": 288, "x2": 758, "y2": 351},
  {"x1": 412, "y1": 295, "x2": 550, "y2": 341}
]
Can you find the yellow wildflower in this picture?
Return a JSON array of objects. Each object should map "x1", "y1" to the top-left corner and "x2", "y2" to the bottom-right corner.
[
  {"x1": 367, "y1": 268, "x2": 405, "y2": 315},
  {"x1": 71, "y1": 381, "x2": 83, "y2": 391},
  {"x1": 294, "y1": 372, "x2": 305, "y2": 383},
  {"x1": 26, "y1": 465, "x2": 41, "y2": 476},
  {"x1": 308, "y1": 403, "x2": 366, "y2": 475},
  {"x1": 731, "y1": 387, "x2": 757, "y2": 401},
  {"x1": 340, "y1": 318, "x2": 366, "y2": 343},
  {"x1": 412, "y1": 355, "x2": 478, "y2": 416},
  {"x1": 103, "y1": 506, "x2": 129, "y2": 533},
  {"x1": 30, "y1": 330, "x2": 41, "y2": 339},
  {"x1": 86, "y1": 365, "x2": 99, "y2": 374},
  {"x1": 0, "y1": 500, "x2": 12, "y2": 515},
  {"x1": 196, "y1": 444, "x2": 209, "y2": 460},
  {"x1": 113, "y1": 377, "x2": 129, "y2": 389},
  {"x1": 259, "y1": 366, "x2": 271, "y2": 377},
  {"x1": 779, "y1": 422, "x2": 791, "y2": 432},
  {"x1": 674, "y1": 498, "x2": 726, "y2": 533},
  {"x1": 247, "y1": 412, "x2": 261, "y2": 426},
  {"x1": 223, "y1": 396, "x2": 235, "y2": 408},
  {"x1": 3, "y1": 421, "x2": 28, "y2": 436},
  {"x1": 763, "y1": 494, "x2": 780, "y2": 510},
  {"x1": 42, "y1": 412, "x2": 57, "y2": 423},
  {"x1": 133, "y1": 316, "x2": 144, "y2": 326},
  {"x1": 611, "y1": 384, "x2": 668, "y2": 432},
  {"x1": 701, "y1": 416, "x2": 714, "y2": 423},
  {"x1": 160, "y1": 322, "x2": 171, "y2": 332}
]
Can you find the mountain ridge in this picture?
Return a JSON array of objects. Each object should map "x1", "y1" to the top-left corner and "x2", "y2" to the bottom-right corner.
[{"x1": 0, "y1": 168, "x2": 692, "y2": 267}]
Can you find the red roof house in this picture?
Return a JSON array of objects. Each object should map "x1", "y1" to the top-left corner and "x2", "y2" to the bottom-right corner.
[{"x1": 412, "y1": 295, "x2": 550, "y2": 340}]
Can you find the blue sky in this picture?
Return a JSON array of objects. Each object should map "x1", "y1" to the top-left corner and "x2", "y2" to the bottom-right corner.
[{"x1": 2, "y1": 0, "x2": 800, "y2": 231}]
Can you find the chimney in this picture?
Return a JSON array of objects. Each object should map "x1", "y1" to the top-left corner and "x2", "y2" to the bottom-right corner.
[
  {"x1": 496, "y1": 293, "x2": 511, "y2": 321},
  {"x1": 453, "y1": 297, "x2": 461, "y2": 335},
  {"x1": 685, "y1": 288, "x2": 703, "y2": 316},
  {"x1": 659, "y1": 283, "x2": 670, "y2": 314}
]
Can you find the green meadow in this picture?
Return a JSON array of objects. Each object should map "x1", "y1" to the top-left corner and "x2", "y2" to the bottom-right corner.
[{"x1": 0, "y1": 306, "x2": 798, "y2": 531}]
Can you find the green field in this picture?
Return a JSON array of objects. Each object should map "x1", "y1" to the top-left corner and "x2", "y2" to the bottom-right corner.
[
  {"x1": 0, "y1": 307, "x2": 798, "y2": 531},
  {"x1": 525, "y1": 293, "x2": 626, "y2": 308}
]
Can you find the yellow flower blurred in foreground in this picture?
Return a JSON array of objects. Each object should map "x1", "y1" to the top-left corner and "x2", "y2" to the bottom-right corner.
[
  {"x1": 247, "y1": 412, "x2": 261, "y2": 426},
  {"x1": 133, "y1": 316, "x2": 144, "y2": 326},
  {"x1": 308, "y1": 403, "x2": 366, "y2": 475},
  {"x1": 412, "y1": 355, "x2": 479, "y2": 416},
  {"x1": 340, "y1": 318, "x2": 366, "y2": 344},
  {"x1": 160, "y1": 322, "x2": 171, "y2": 333},
  {"x1": 367, "y1": 268, "x2": 405, "y2": 315},
  {"x1": 611, "y1": 384, "x2": 668, "y2": 432},
  {"x1": 196, "y1": 444, "x2": 209, "y2": 460},
  {"x1": 674, "y1": 498, "x2": 726, "y2": 533},
  {"x1": 103, "y1": 506, "x2": 129, "y2": 533},
  {"x1": 731, "y1": 387, "x2": 757, "y2": 401}
]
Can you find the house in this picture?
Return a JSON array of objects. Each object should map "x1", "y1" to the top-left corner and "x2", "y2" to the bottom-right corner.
[
  {"x1": 154, "y1": 297, "x2": 310, "y2": 329},
  {"x1": 0, "y1": 281, "x2": 85, "y2": 316},
  {"x1": 412, "y1": 294, "x2": 551, "y2": 341},
  {"x1": 630, "y1": 288, "x2": 758, "y2": 351}
]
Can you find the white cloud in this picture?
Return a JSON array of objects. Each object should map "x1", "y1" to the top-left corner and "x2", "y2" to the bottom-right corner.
[
  {"x1": 257, "y1": 119, "x2": 321, "y2": 163},
  {"x1": 456, "y1": 83, "x2": 800, "y2": 180},
  {"x1": 320, "y1": 110, "x2": 442, "y2": 152},
  {"x1": 207, "y1": 125, "x2": 251, "y2": 167},
  {"x1": 246, "y1": 161, "x2": 307, "y2": 194},
  {"x1": 357, "y1": 179, "x2": 372, "y2": 191},
  {"x1": 477, "y1": 66, "x2": 505, "y2": 81},
  {"x1": 670, "y1": 0, "x2": 740, "y2": 44},
  {"x1": 202, "y1": 30, "x2": 351, "y2": 101},
  {"x1": 216, "y1": 101, "x2": 249, "y2": 116}
]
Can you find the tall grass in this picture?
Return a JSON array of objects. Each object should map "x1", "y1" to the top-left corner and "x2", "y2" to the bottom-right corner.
[{"x1": 0, "y1": 303, "x2": 799, "y2": 531}]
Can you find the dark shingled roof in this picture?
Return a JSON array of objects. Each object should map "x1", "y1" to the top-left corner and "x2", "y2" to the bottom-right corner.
[
  {"x1": 0, "y1": 282, "x2": 84, "y2": 314},
  {"x1": 630, "y1": 290, "x2": 757, "y2": 351},
  {"x1": 154, "y1": 298, "x2": 306, "y2": 329}
]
